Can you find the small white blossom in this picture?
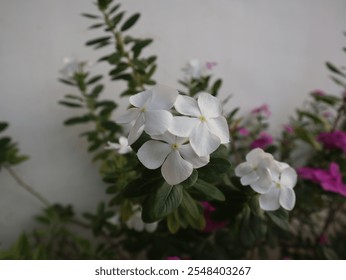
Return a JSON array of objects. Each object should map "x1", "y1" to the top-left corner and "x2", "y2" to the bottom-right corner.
[
  {"x1": 169, "y1": 92, "x2": 230, "y2": 157},
  {"x1": 137, "y1": 132, "x2": 209, "y2": 185},
  {"x1": 105, "y1": 136, "x2": 132, "y2": 154},
  {"x1": 116, "y1": 85, "x2": 178, "y2": 145},
  {"x1": 182, "y1": 59, "x2": 208, "y2": 79},
  {"x1": 235, "y1": 148, "x2": 274, "y2": 194},
  {"x1": 259, "y1": 161, "x2": 297, "y2": 211},
  {"x1": 126, "y1": 209, "x2": 158, "y2": 233},
  {"x1": 60, "y1": 57, "x2": 85, "y2": 77}
]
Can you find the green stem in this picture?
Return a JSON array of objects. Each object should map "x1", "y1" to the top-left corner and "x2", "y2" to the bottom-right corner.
[{"x1": 5, "y1": 165, "x2": 50, "y2": 207}]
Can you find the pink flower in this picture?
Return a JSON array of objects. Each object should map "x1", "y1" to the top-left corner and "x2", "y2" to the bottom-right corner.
[
  {"x1": 201, "y1": 202, "x2": 227, "y2": 233},
  {"x1": 237, "y1": 127, "x2": 250, "y2": 136},
  {"x1": 251, "y1": 104, "x2": 271, "y2": 118},
  {"x1": 298, "y1": 163, "x2": 346, "y2": 197},
  {"x1": 166, "y1": 256, "x2": 181, "y2": 260},
  {"x1": 311, "y1": 90, "x2": 326, "y2": 97},
  {"x1": 250, "y1": 132, "x2": 273, "y2": 149},
  {"x1": 283, "y1": 124, "x2": 293, "y2": 134},
  {"x1": 317, "y1": 130, "x2": 346, "y2": 153},
  {"x1": 205, "y1": 61, "x2": 217, "y2": 70}
]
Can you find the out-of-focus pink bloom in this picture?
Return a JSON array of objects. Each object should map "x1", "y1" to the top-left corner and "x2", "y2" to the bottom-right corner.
[
  {"x1": 283, "y1": 124, "x2": 294, "y2": 134},
  {"x1": 251, "y1": 104, "x2": 271, "y2": 118},
  {"x1": 298, "y1": 163, "x2": 346, "y2": 197},
  {"x1": 166, "y1": 256, "x2": 181, "y2": 260},
  {"x1": 311, "y1": 90, "x2": 326, "y2": 97},
  {"x1": 250, "y1": 132, "x2": 273, "y2": 149},
  {"x1": 318, "y1": 234, "x2": 329, "y2": 245},
  {"x1": 201, "y1": 202, "x2": 227, "y2": 233},
  {"x1": 317, "y1": 130, "x2": 346, "y2": 153},
  {"x1": 205, "y1": 61, "x2": 217, "y2": 70},
  {"x1": 322, "y1": 111, "x2": 333, "y2": 119},
  {"x1": 237, "y1": 127, "x2": 250, "y2": 136}
]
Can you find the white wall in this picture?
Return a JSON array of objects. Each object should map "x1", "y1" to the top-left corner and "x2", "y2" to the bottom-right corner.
[{"x1": 0, "y1": 0, "x2": 346, "y2": 248}]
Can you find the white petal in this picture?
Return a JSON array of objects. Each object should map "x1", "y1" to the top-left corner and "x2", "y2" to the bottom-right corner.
[
  {"x1": 249, "y1": 168, "x2": 272, "y2": 194},
  {"x1": 169, "y1": 116, "x2": 198, "y2": 137},
  {"x1": 179, "y1": 144, "x2": 210, "y2": 168},
  {"x1": 128, "y1": 114, "x2": 145, "y2": 145},
  {"x1": 280, "y1": 167, "x2": 297, "y2": 189},
  {"x1": 279, "y1": 187, "x2": 296, "y2": 211},
  {"x1": 137, "y1": 140, "x2": 171, "y2": 169},
  {"x1": 148, "y1": 84, "x2": 178, "y2": 110},
  {"x1": 118, "y1": 146, "x2": 132, "y2": 154},
  {"x1": 145, "y1": 222, "x2": 158, "y2": 233},
  {"x1": 174, "y1": 95, "x2": 201, "y2": 117},
  {"x1": 144, "y1": 110, "x2": 173, "y2": 136},
  {"x1": 116, "y1": 108, "x2": 140, "y2": 124},
  {"x1": 259, "y1": 187, "x2": 280, "y2": 211},
  {"x1": 235, "y1": 162, "x2": 252, "y2": 177},
  {"x1": 105, "y1": 141, "x2": 121, "y2": 150},
  {"x1": 119, "y1": 136, "x2": 128, "y2": 146},
  {"x1": 197, "y1": 92, "x2": 222, "y2": 118},
  {"x1": 161, "y1": 150, "x2": 193, "y2": 185},
  {"x1": 129, "y1": 90, "x2": 152, "y2": 107},
  {"x1": 190, "y1": 122, "x2": 221, "y2": 157},
  {"x1": 206, "y1": 116, "x2": 230, "y2": 143},
  {"x1": 240, "y1": 171, "x2": 259, "y2": 186}
]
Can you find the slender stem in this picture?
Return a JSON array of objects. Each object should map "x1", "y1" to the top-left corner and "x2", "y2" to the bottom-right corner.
[
  {"x1": 331, "y1": 96, "x2": 346, "y2": 131},
  {"x1": 101, "y1": 10, "x2": 145, "y2": 91},
  {"x1": 4, "y1": 165, "x2": 50, "y2": 207}
]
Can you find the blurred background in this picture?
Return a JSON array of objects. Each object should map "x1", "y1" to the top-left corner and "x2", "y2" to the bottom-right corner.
[{"x1": 0, "y1": 0, "x2": 346, "y2": 248}]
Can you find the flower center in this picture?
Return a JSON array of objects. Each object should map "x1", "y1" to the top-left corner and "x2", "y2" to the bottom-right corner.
[
  {"x1": 171, "y1": 143, "x2": 180, "y2": 150},
  {"x1": 199, "y1": 115, "x2": 207, "y2": 122},
  {"x1": 140, "y1": 107, "x2": 147, "y2": 113},
  {"x1": 275, "y1": 182, "x2": 281, "y2": 188}
]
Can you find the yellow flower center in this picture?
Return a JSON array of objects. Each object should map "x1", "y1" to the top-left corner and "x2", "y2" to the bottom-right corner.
[
  {"x1": 140, "y1": 107, "x2": 147, "y2": 113},
  {"x1": 199, "y1": 115, "x2": 207, "y2": 122},
  {"x1": 171, "y1": 143, "x2": 179, "y2": 150}
]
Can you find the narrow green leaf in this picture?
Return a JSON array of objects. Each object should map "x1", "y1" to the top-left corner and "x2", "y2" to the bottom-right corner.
[
  {"x1": 326, "y1": 62, "x2": 346, "y2": 77},
  {"x1": 142, "y1": 183, "x2": 183, "y2": 223},
  {"x1": 121, "y1": 13, "x2": 140, "y2": 32},
  {"x1": 190, "y1": 179, "x2": 225, "y2": 201},
  {"x1": 121, "y1": 177, "x2": 163, "y2": 198},
  {"x1": 109, "y1": 4, "x2": 121, "y2": 14},
  {"x1": 59, "y1": 78, "x2": 75, "y2": 86},
  {"x1": 88, "y1": 23, "x2": 104, "y2": 29},
  {"x1": 81, "y1": 13, "x2": 100, "y2": 19},
  {"x1": 64, "y1": 115, "x2": 93, "y2": 126},
  {"x1": 211, "y1": 79, "x2": 222, "y2": 96},
  {"x1": 85, "y1": 36, "x2": 110, "y2": 46},
  {"x1": 64, "y1": 94, "x2": 83, "y2": 101},
  {"x1": 87, "y1": 75, "x2": 103, "y2": 85},
  {"x1": 110, "y1": 11, "x2": 125, "y2": 28},
  {"x1": 266, "y1": 208, "x2": 290, "y2": 231},
  {"x1": 58, "y1": 101, "x2": 83, "y2": 108},
  {"x1": 90, "y1": 84, "x2": 104, "y2": 98},
  {"x1": 0, "y1": 122, "x2": 8, "y2": 133},
  {"x1": 294, "y1": 126, "x2": 322, "y2": 150},
  {"x1": 180, "y1": 169, "x2": 198, "y2": 188},
  {"x1": 131, "y1": 39, "x2": 153, "y2": 58}
]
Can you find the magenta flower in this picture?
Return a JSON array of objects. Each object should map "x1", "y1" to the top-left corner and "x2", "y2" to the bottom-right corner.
[
  {"x1": 251, "y1": 104, "x2": 271, "y2": 117},
  {"x1": 283, "y1": 124, "x2": 293, "y2": 134},
  {"x1": 237, "y1": 127, "x2": 250, "y2": 136},
  {"x1": 205, "y1": 61, "x2": 217, "y2": 70},
  {"x1": 250, "y1": 132, "x2": 273, "y2": 149},
  {"x1": 201, "y1": 202, "x2": 227, "y2": 233},
  {"x1": 298, "y1": 163, "x2": 346, "y2": 197},
  {"x1": 311, "y1": 90, "x2": 326, "y2": 97},
  {"x1": 317, "y1": 130, "x2": 346, "y2": 153},
  {"x1": 166, "y1": 256, "x2": 181, "y2": 260}
]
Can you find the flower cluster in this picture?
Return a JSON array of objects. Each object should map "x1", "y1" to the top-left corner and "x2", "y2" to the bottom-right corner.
[
  {"x1": 298, "y1": 162, "x2": 346, "y2": 197},
  {"x1": 116, "y1": 85, "x2": 230, "y2": 185},
  {"x1": 317, "y1": 130, "x2": 346, "y2": 153},
  {"x1": 235, "y1": 148, "x2": 297, "y2": 211}
]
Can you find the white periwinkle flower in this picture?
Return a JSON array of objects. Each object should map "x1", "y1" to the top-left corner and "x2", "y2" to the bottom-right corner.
[
  {"x1": 235, "y1": 148, "x2": 297, "y2": 211},
  {"x1": 60, "y1": 57, "x2": 84, "y2": 77},
  {"x1": 169, "y1": 92, "x2": 230, "y2": 157},
  {"x1": 116, "y1": 85, "x2": 178, "y2": 145},
  {"x1": 105, "y1": 136, "x2": 132, "y2": 154},
  {"x1": 235, "y1": 148, "x2": 274, "y2": 194},
  {"x1": 259, "y1": 161, "x2": 297, "y2": 211},
  {"x1": 137, "y1": 132, "x2": 209, "y2": 185},
  {"x1": 182, "y1": 59, "x2": 207, "y2": 79},
  {"x1": 126, "y1": 210, "x2": 158, "y2": 233}
]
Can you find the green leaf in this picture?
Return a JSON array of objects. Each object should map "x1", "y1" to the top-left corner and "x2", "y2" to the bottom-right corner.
[
  {"x1": 166, "y1": 211, "x2": 180, "y2": 234},
  {"x1": 180, "y1": 169, "x2": 198, "y2": 188},
  {"x1": 326, "y1": 62, "x2": 346, "y2": 77},
  {"x1": 266, "y1": 208, "x2": 290, "y2": 231},
  {"x1": 312, "y1": 93, "x2": 341, "y2": 105},
  {"x1": 87, "y1": 75, "x2": 103, "y2": 85},
  {"x1": 81, "y1": 13, "x2": 100, "y2": 19},
  {"x1": 142, "y1": 183, "x2": 183, "y2": 223},
  {"x1": 90, "y1": 84, "x2": 104, "y2": 98},
  {"x1": 59, "y1": 78, "x2": 75, "y2": 86},
  {"x1": 297, "y1": 110, "x2": 330, "y2": 130},
  {"x1": 211, "y1": 79, "x2": 222, "y2": 96},
  {"x1": 58, "y1": 101, "x2": 83, "y2": 108},
  {"x1": 0, "y1": 122, "x2": 8, "y2": 133},
  {"x1": 294, "y1": 126, "x2": 322, "y2": 150},
  {"x1": 122, "y1": 176, "x2": 163, "y2": 198},
  {"x1": 198, "y1": 157, "x2": 232, "y2": 182},
  {"x1": 109, "y1": 63, "x2": 128, "y2": 76},
  {"x1": 121, "y1": 13, "x2": 140, "y2": 32},
  {"x1": 88, "y1": 23, "x2": 104, "y2": 29},
  {"x1": 64, "y1": 115, "x2": 93, "y2": 126},
  {"x1": 110, "y1": 12, "x2": 125, "y2": 28},
  {"x1": 131, "y1": 39, "x2": 153, "y2": 58},
  {"x1": 86, "y1": 36, "x2": 111, "y2": 46},
  {"x1": 190, "y1": 179, "x2": 225, "y2": 201},
  {"x1": 109, "y1": 4, "x2": 121, "y2": 14}
]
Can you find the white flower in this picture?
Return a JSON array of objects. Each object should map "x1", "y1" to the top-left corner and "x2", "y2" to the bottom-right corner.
[
  {"x1": 108, "y1": 213, "x2": 121, "y2": 226},
  {"x1": 105, "y1": 136, "x2": 132, "y2": 154},
  {"x1": 169, "y1": 92, "x2": 229, "y2": 157},
  {"x1": 60, "y1": 57, "x2": 83, "y2": 77},
  {"x1": 182, "y1": 59, "x2": 208, "y2": 79},
  {"x1": 259, "y1": 161, "x2": 297, "y2": 211},
  {"x1": 137, "y1": 132, "x2": 209, "y2": 185},
  {"x1": 235, "y1": 148, "x2": 274, "y2": 194},
  {"x1": 126, "y1": 210, "x2": 158, "y2": 233},
  {"x1": 116, "y1": 85, "x2": 178, "y2": 145}
]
